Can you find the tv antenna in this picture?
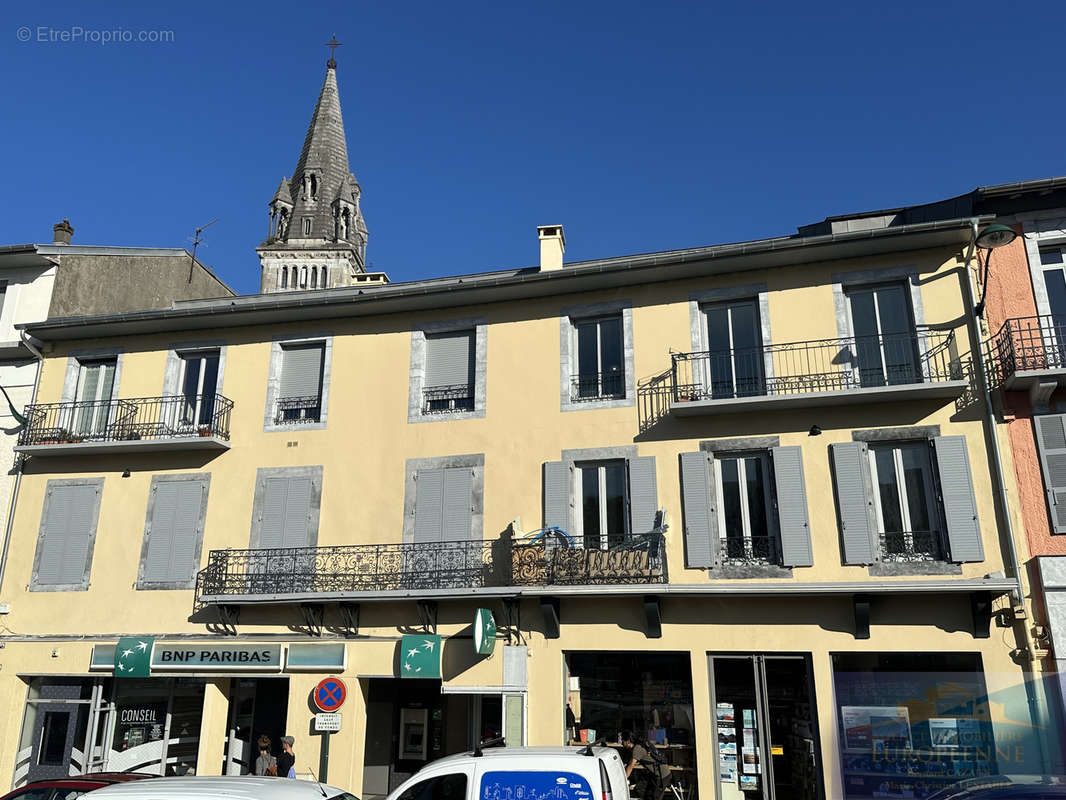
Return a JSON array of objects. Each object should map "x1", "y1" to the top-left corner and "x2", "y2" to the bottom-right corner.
[{"x1": 188, "y1": 218, "x2": 219, "y2": 283}]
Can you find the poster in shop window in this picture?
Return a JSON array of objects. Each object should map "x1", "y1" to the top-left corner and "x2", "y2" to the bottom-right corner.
[
  {"x1": 841, "y1": 706, "x2": 912, "y2": 752},
  {"x1": 113, "y1": 702, "x2": 167, "y2": 752}
]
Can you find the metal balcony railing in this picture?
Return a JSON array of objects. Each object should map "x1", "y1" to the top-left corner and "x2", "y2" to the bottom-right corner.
[
  {"x1": 422, "y1": 383, "x2": 475, "y2": 414},
  {"x1": 19, "y1": 394, "x2": 233, "y2": 446},
  {"x1": 879, "y1": 531, "x2": 941, "y2": 563},
  {"x1": 719, "y1": 535, "x2": 778, "y2": 566},
  {"x1": 988, "y1": 314, "x2": 1066, "y2": 386},
  {"x1": 194, "y1": 532, "x2": 667, "y2": 606},
  {"x1": 638, "y1": 329, "x2": 969, "y2": 428},
  {"x1": 570, "y1": 370, "x2": 625, "y2": 402},
  {"x1": 274, "y1": 395, "x2": 322, "y2": 425}
]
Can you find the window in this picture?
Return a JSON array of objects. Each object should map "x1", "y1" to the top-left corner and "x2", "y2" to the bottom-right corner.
[
  {"x1": 311, "y1": 266, "x2": 318, "y2": 289},
  {"x1": 280, "y1": 266, "x2": 288, "y2": 289},
  {"x1": 321, "y1": 266, "x2": 328, "y2": 288},
  {"x1": 38, "y1": 711, "x2": 70, "y2": 766},
  {"x1": 395, "y1": 774, "x2": 467, "y2": 800},
  {"x1": 413, "y1": 466, "x2": 474, "y2": 543},
  {"x1": 1040, "y1": 248, "x2": 1066, "y2": 349},
  {"x1": 178, "y1": 350, "x2": 219, "y2": 428},
  {"x1": 302, "y1": 218, "x2": 312, "y2": 236},
  {"x1": 715, "y1": 452, "x2": 776, "y2": 563},
  {"x1": 867, "y1": 441, "x2": 940, "y2": 561},
  {"x1": 846, "y1": 284, "x2": 918, "y2": 387},
  {"x1": 31, "y1": 479, "x2": 103, "y2": 590},
  {"x1": 72, "y1": 358, "x2": 117, "y2": 435},
  {"x1": 138, "y1": 475, "x2": 210, "y2": 589},
  {"x1": 704, "y1": 300, "x2": 763, "y2": 398},
  {"x1": 250, "y1": 466, "x2": 322, "y2": 550},
  {"x1": 423, "y1": 330, "x2": 474, "y2": 413},
  {"x1": 275, "y1": 342, "x2": 325, "y2": 424},
  {"x1": 576, "y1": 460, "x2": 628, "y2": 549},
  {"x1": 573, "y1": 315, "x2": 624, "y2": 401}
]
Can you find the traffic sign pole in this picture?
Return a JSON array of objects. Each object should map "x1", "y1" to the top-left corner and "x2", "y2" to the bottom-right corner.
[
  {"x1": 320, "y1": 731, "x2": 330, "y2": 784},
  {"x1": 312, "y1": 677, "x2": 346, "y2": 784}
]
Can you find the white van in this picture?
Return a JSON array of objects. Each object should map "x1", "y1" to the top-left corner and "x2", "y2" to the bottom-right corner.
[{"x1": 385, "y1": 746, "x2": 630, "y2": 800}]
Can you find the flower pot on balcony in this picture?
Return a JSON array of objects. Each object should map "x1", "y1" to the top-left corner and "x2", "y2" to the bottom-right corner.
[{"x1": 197, "y1": 425, "x2": 212, "y2": 437}]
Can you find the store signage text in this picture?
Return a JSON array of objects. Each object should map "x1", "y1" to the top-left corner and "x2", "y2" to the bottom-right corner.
[
  {"x1": 151, "y1": 644, "x2": 283, "y2": 671},
  {"x1": 120, "y1": 707, "x2": 162, "y2": 724}
]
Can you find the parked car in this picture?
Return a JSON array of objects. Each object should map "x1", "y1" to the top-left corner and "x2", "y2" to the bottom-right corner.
[
  {"x1": 386, "y1": 746, "x2": 630, "y2": 800},
  {"x1": 927, "y1": 775, "x2": 1066, "y2": 799},
  {"x1": 1, "y1": 773, "x2": 156, "y2": 800},
  {"x1": 89, "y1": 777, "x2": 357, "y2": 800}
]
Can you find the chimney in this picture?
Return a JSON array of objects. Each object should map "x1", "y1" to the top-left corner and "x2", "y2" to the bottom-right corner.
[
  {"x1": 538, "y1": 225, "x2": 565, "y2": 271},
  {"x1": 52, "y1": 219, "x2": 74, "y2": 245}
]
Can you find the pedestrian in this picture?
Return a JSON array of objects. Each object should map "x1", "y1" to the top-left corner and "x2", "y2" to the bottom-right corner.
[
  {"x1": 621, "y1": 730, "x2": 671, "y2": 800},
  {"x1": 254, "y1": 734, "x2": 277, "y2": 776},
  {"x1": 278, "y1": 735, "x2": 296, "y2": 778}
]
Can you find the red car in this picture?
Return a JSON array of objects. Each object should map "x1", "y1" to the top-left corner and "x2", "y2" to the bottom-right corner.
[{"x1": 0, "y1": 774, "x2": 155, "y2": 800}]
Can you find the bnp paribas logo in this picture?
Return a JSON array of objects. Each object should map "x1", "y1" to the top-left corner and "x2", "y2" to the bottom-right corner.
[{"x1": 114, "y1": 637, "x2": 154, "y2": 677}]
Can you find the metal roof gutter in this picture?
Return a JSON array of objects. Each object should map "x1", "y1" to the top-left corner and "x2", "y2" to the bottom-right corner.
[
  {"x1": 978, "y1": 176, "x2": 1066, "y2": 197},
  {"x1": 21, "y1": 216, "x2": 985, "y2": 342}
]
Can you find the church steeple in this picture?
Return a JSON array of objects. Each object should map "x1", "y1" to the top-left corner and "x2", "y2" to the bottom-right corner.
[{"x1": 257, "y1": 40, "x2": 373, "y2": 294}]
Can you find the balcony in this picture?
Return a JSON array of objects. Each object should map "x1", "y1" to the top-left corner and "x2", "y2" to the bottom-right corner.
[
  {"x1": 989, "y1": 315, "x2": 1066, "y2": 400},
  {"x1": 719, "y1": 535, "x2": 778, "y2": 567},
  {"x1": 570, "y1": 370, "x2": 625, "y2": 402},
  {"x1": 16, "y1": 394, "x2": 233, "y2": 456},
  {"x1": 879, "y1": 531, "x2": 941, "y2": 563},
  {"x1": 422, "y1": 383, "x2": 475, "y2": 414},
  {"x1": 639, "y1": 330, "x2": 970, "y2": 427},
  {"x1": 273, "y1": 395, "x2": 322, "y2": 425},
  {"x1": 194, "y1": 532, "x2": 667, "y2": 607}
]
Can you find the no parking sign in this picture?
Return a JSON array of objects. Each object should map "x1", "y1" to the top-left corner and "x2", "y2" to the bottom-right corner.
[{"x1": 313, "y1": 676, "x2": 347, "y2": 713}]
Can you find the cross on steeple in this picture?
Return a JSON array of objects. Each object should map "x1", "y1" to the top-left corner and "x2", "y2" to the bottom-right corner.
[{"x1": 325, "y1": 35, "x2": 341, "y2": 69}]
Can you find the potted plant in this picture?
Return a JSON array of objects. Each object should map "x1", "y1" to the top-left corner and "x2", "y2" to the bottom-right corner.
[{"x1": 197, "y1": 424, "x2": 212, "y2": 437}]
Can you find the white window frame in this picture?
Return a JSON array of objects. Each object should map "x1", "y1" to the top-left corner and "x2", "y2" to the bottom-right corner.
[
  {"x1": 177, "y1": 350, "x2": 220, "y2": 429},
  {"x1": 572, "y1": 459, "x2": 629, "y2": 549},
  {"x1": 713, "y1": 452, "x2": 776, "y2": 556},
  {"x1": 844, "y1": 282, "x2": 918, "y2": 384},
  {"x1": 867, "y1": 441, "x2": 941, "y2": 554},
  {"x1": 573, "y1": 314, "x2": 625, "y2": 401},
  {"x1": 703, "y1": 299, "x2": 763, "y2": 398}
]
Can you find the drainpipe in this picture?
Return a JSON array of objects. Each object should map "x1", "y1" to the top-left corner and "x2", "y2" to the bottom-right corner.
[
  {"x1": 962, "y1": 218, "x2": 1057, "y2": 772},
  {"x1": 0, "y1": 332, "x2": 44, "y2": 594}
]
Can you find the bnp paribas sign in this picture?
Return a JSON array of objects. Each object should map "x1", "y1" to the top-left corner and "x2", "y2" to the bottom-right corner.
[{"x1": 114, "y1": 639, "x2": 284, "y2": 675}]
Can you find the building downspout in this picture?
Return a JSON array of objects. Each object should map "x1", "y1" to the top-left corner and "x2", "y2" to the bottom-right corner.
[
  {"x1": 0, "y1": 332, "x2": 44, "y2": 595},
  {"x1": 962, "y1": 217, "x2": 1057, "y2": 771}
]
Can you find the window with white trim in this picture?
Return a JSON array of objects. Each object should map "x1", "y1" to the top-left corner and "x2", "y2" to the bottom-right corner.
[
  {"x1": 714, "y1": 452, "x2": 777, "y2": 564},
  {"x1": 704, "y1": 300, "x2": 763, "y2": 399},
  {"x1": 572, "y1": 315, "x2": 624, "y2": 401},
  {"x1": 575, "y1": 460, "x2": 628, "y2": 549},
  {"x1": 178, "y1": 350, "x2": 220, "y2": 428},
  {"x1": 867, "y1": 441, "x2": 941, "y2": 561},
  {"x1": 1040, "y1": 247, "x2": 1066, "y2": 320},
  {"x1": 72, "y1": 358, "x2": 117, "y2": 436}
]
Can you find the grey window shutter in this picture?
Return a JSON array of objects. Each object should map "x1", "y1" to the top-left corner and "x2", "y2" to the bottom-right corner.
[
  {"x1": 260, "y1": 476, "x2": 313, "y2": 549},
  {"x1": 628, "y1": 455, "x2": 659, "y2": 535},
  {"x1": 144, "y1": 481, "x2": 204, "y2": 583},
  {"x1": 679, "y1": 451, "x2": 716, "y2": 569},
  {"x1": 932, "y1": 436, "x2": 984, "y2": 563},
  {"x1": 37, "y1": 484, "x2": 98, "y2": 586},
  {"x1": 442, "y1": 467, "x2": 474, "y2": 541},
  {"x1": 425, "y1": 331, "x2": 474, "y2": 388},
  {"x1": 1033, "y1": 414, "x2": 1066, "y2": 534},
  {"x1": 830, "y1": 442, "x2": 876, "y2": 564},
  {"x1": 279, "y1": 343, "x2": 324, "y2": 398},
  {"x1": 771, "y1": 446, "x2": 813, "y2": 567},
  {"x1": 414, "y1": 468, "x2": 445, "y2": 543},
  {"x1": 543, "y1": 461, "x2": 571, "y2": 533}
]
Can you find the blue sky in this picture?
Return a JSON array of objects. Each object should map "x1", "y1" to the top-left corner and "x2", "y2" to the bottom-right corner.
[{"x1": 4, "y1": 0, "x2": 1065, "y2": 294}]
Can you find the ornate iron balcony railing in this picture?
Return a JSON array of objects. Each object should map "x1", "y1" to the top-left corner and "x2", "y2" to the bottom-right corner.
[
  {"x1": 988, "y1": 314, "x2": 1066, "y2": 386},
  {"x1": 274, "y1": 395, "x2": 322, "y2": 425},
  {"x1": 879, "y1": 531, "x2": 941, "y2": 563},
  {"x1": 422, "y1": 383, "x2": 475, "y2": 414},
  {"x1": 638, "y1": 329, "x2": 969, "y2": 429},
  {"x1": 19, "y1": 394, "x2": 233, "y2": 446},
  {"x1": 194, "y1": 532, "x2": 666, "y2": 606},
  {"x1": 570, "y1": 370, "x2": 625, "y2": 402},
  {"x1": 719, "y1": 535, "x2": 778, "y2": 566}
]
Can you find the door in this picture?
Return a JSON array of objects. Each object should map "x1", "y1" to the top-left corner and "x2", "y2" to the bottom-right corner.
[
  {"x1": 709, "y1": 655, "x2": 822, "y2": 800},
  {"x1": 178, "y1": 351, "x2": 220, "y2": 429},
  {"x1": 73, "y1": 359, "x2": 117, "y2": 436},
  {"x1": 846, "y1": 284, "x2": 918, "y2": 387},
  {"x1": 1039, "y1": 246, "x2": 1066, "y2": 361},
  {"x1": 705, "y1": 302, "x2": 763, "y2": 399},
  {"x1": 26, "y1": 704, "x2": 87, "y2": 782}
]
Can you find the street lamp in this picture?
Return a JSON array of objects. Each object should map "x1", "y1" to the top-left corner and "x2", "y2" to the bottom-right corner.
[{"x1": 973, "y1": 224, "x2": 1020, "y2": 318}]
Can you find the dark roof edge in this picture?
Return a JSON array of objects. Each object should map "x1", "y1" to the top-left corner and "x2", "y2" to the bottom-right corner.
[
  {"x1": 978, "y1": 175, "x2": 1066, "y2": 197},
  {"x1": 22, "y1": 216, "x2": 986, "y2": 342}
]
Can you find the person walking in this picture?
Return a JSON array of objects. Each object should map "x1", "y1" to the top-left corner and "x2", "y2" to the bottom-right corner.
[
  {"x1": 278, "y1": 736, "x2": 296, "y2": 778},
  {"x1": 254, "y1": 734, "x2": 277, "y2": 776}
]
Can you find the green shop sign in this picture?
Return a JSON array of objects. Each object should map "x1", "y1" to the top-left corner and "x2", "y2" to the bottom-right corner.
[
  {"x1": 401, "y1": 634, "x2": 442, "y2": 679},
  {"x1": 114, "y1": 637, "x2": 154, "y2": 677},
  {"x1": 474, "y1": 608, "x2": 497, "y2": 655}
]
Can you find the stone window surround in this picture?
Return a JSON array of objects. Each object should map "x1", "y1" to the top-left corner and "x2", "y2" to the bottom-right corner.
[
  {"x1": 136, "y1": 472, "x2": 212, "y2": 590},
  {"x1": 263, "y1": 333, "x2": 333, "y2": 432},
  {"x1": 1016, "y1": 212, "x2": 1066, "y2": 319},
  {"x1": 689, "y1": 284, "x2": 772, "y2": 363},
  {"x1": 559, "y1": 301, "x2": 635, "y2": 412},
  {"x1": 30, "y1": 477, "x2": 105, "y2": 592},
  {"x1": 556, "y1": 446, "x2": 638, "y2": 534},
  {"x1": 407, "y1": 318, "x2": 487, "y2": 423},
  {"x1": 162, "y1": 340, "x2": 228, "y2": 397},
  {"x1": 60, "y1": 348, "x2": 124, "y2": 404},
  {"x1": 401, "y1": 453, "x2": 485, "y2": 543},
  {"x1": 832, "y1": 266, "x2": 930, "y2": 369},
  {"x1": 248, "y1": 465, "x2": 324, "y2": 549}
]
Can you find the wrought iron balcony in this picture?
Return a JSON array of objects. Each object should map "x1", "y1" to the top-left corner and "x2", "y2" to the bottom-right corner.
[
  {"x1": 274, "y1": 395, "x2": 322, "y2": 425},
  {"x1": 194, "y1": 532, "x2": 667, "y2": 607},
  {"x1": 570, "y1": 370, "x2": 625, "y2": 402},
  {"x1": 422, "y1": 383, "x2": 475, "y2": 414},
  {"x1": 719, "y1": 535, "x2": 778, "y2": 567},
  {"x1": 16, "y1": 394, "x2": 233, "y2": 455},
  {"x1": 989, "y1": 315, "x2": 1066, "y2": 394},
  {"x1": 879, "y1": 531, "x2": 941, "y2": 563},
  {"x1": 638, "y1": 329, "x2": 970, "y2": 428}
]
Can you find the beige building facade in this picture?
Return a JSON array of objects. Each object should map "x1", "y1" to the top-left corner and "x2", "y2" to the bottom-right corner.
[{"x1": 0, "y1": 215, "x2": 1057, "y2": 800}]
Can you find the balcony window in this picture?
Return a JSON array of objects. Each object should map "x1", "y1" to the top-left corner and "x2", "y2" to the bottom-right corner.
[
  {"x1": 179, "y1": 350, "x2": 219, "y2": 428},
  {"x1": 704, "y1": 300, "x2": 762, "y2": 398},
  {"x1": 275, "y1": 342, "x2": 324, "y2": 425},
  {"x1": 715, "y1": 452, "x2": 777, "y2": 565},
  {"x1": 423, "y1": 330, "x2": 474, "y2": 413},
  {"x1": 868, "y1": 441, "x2": 940, "y2": 562},
  {"x1": 576, "y1": 460, "x2": 629, "y2": 549},
  {"x1": 847, "y1": 283, "x2": 919, "y2": 387},
  {"x1": 73, "y1": 358, "x2": 117, "y2": 436},
  {"x1": 573, "y1": 316, "x2": 624, "y2": 401}
]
